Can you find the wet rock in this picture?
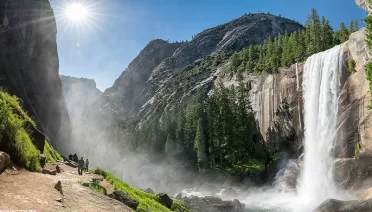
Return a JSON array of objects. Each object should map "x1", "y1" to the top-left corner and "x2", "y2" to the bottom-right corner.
[
  {"x1": 72, "y1": 154, "x2": 79, "y2": 163},
  {"x1": 144, "y1": 188, "x2": 154, "y2": 194},
  {"x1": 315, "y1": 198, "x2": 372, "y2": 212},
  {"x1": 0, "y1": 152, "x2": 10, "y2": 174},
  {"x1": 183, "y1": 195, "x2": 245, "y2": 212},
  {"x1": 158, "y1": 193, "x2": 173, "y2": 209},
  {"x1": 175, "y1": 193, "x2": 182, "y2": 200},
  {"x1": 65, "y1": 161, "x2": 78, "y2": 168},
  {"x1": 221, "y1": 188, "x2": 238, "y2": 198},
  {"x1": 113, "y1": 190, "x2": 139, "y2": 210}
]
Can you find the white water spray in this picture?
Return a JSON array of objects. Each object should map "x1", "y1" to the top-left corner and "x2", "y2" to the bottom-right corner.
[
  {"x1": 240, "y1": 45, "x2": 353, "y2": 212},
  {"x1": 298, "y1": 45, "x2": 349, "y2": 207}
]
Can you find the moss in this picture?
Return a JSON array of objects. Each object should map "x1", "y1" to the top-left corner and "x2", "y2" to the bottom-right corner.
[
  {"x1": 348, "y1": 59, "x2": 356, "y2": 74},
  {"x1": 43, "y1": 141, "x2": 63, "y2": 163},
  {"x1": 0, "y1": 91, "x2": 41, "y2": 171},
  {"x1": 94, "y1": 168, "x2": 190, "y2": 212},
  {"x1": 355, "y1": 142, "x2": 361, "y2": 157},
  {"x1": 171, "y1": 200, "x2": 190, "y2": 212}
]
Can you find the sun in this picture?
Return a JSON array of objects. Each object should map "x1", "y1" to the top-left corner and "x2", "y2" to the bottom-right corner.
[{"x1": 64, "y1": 3, "x2": 89, "y2": 22}]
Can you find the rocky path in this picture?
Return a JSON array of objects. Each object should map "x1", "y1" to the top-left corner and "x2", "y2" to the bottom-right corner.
[{"x1": 0, "y1": 163, "x2": 133, "y2": 212}]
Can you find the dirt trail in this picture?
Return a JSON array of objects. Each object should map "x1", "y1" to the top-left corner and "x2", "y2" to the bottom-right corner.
[{"x1": 0, "y1": 163, "x2": 133, "y2": 212}]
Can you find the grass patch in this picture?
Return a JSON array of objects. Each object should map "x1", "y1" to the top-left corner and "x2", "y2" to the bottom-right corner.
[
  {"x1": 89, "y1": 181, "x2": 105, "y2": 195},
  {"x1": 94, "y1": 168, "x2": 190, "y2": 212},
  {"x1": 43, "y1": 141, "x2": 63, "y2": 163},
  {"x1": 0, "y1": 91, "x2": 41, "y2": 171}
]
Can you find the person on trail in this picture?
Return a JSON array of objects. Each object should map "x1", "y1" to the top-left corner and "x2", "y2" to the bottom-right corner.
[
  {"x1": 78, "y1": 157, "x2": 85, "y2": 175},
  {"x1": 85, "y1": 159, "x2": 89, "y2": 172}
]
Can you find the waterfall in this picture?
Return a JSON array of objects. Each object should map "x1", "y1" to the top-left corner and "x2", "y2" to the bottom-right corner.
[{"x1": 298, "y1": 45, "x2": 347, "y2": 207}]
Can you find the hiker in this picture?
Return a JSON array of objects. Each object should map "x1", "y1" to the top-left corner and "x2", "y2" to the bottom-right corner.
[
  {"x1": 78, "y1": 157, "x2": 85, "y2": 175},
  {"x1": 72, "y1": 153, "x2": 79, "y2": 163},
  {"x1": 68, "y1": 153, "x2": 72, "y2": 161},
  {"x1": 85, "y1": 158, "x2": 89, "y2": 172}
]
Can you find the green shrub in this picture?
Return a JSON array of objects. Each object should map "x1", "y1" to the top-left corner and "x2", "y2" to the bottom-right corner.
[
  {"x1": 348, "y1": 59, "x2": 356, "y2": 73},
  {"x1": 0, "y1": 90, "x2": 41, "y2": 171},
  {"x1": 89, "y1": 181, "x2": 105, "y2": 195},
  {"x1": 94, "y1": 168, "x2": 190, "y2": 212},
  {"x1": 43, "y1": 141, "x2": 63, "y2": 163},
  {"x1": 366, "y1": 62, "x2": 372, "y2": 109}
]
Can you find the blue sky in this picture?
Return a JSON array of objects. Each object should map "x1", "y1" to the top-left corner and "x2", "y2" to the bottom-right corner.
[{"x1": 50, "y1": 0, "x2": 367, "y2": 91}]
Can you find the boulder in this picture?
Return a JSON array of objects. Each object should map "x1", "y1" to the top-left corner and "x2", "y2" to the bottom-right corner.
[
  {"x1": 113, "y1": 190, "x2": 139, "y2": 210},
  {"x1": 158, "y1": 193, "x2": 173, "y2": 209},
  {"x1": 144, "y1": 188, "x2": 154, "y2": 194},
  {"x1": 183, "y1": 195, "x2": 245, "y2": 212},
  {"x1": 56, "y1": 165, "x2": 61, "y2": 173},
  {"x1": 72, "y1": 154, "x2": 79, "y2": 163},
  {"x1": 315, "y1": 198, "x2": 372, "y2": 212},
  {"x1": 54, "y1": 180, "x2": 63, "y2": 195},
  {"x1": 42, "y1": 168, "x2": 57, "y2": 175},
  {"x1": 0, "y1": 152, "x2": 10, "y2": 174},
  {"x1": 65, "y1": 161, "x2": 78, "y2": 168},
  {"x1": 40, "y1": 154, "x2": 46, "y2": 168}
]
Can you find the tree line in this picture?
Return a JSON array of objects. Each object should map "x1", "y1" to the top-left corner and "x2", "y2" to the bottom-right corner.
[
  {"x1": 230, "y1": 8, "x2": 359, "y2": 74},
  {"x1": 135, "y1": 83, "x2": 267, "y2": 174}
]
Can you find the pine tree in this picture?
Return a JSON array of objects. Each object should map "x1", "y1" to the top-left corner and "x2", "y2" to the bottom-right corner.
[
  {"x1": 194, "y1": 118, "x2": 208, "y2": 169},
  {"x1": 265, "y1": 36, "x2": 275, "y2": 73},
  {"x1": 294, "y1": 30, "x2": 306, "y2": 62},
  {"x1": 281, "y1": 34, "x2": 290, "y2": 67},
  {"x1": 306, "y1": 8, "x2": 321, "y2": 54},
  {"x1": 339, "y1": 22, "x2": 349, "y2": 43},
  {"x1": 245, "y1": 45, "x2": 254, "y2": 72},
  {"x1": 349, "y1": 20, "x2": 359, "y2": 34},
  {"x1": 230, "y1": 53, "x2": 240, "y2": 71},
  {"x1": 321, "y1": 17, "x2": 334, "y2": 51}
]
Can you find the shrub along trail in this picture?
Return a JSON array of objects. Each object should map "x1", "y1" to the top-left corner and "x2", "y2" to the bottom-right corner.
[{"x1": 0, "y1": 163, "x2": 133, "y2": 212}]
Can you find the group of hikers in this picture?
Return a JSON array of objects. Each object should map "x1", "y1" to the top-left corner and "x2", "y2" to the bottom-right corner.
[{"x1": 68, "y1": 153, "x2": 89, "y2": 176}]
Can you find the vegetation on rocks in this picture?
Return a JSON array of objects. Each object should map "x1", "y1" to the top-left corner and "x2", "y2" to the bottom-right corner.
[
  {"x1": 43, "y1": 141, "x2": 63, "y2": 163},
  {"x1": 0, "y1": 90, "x2": 40, "y2": 171},
  {"x1": 0, "y1": 89, "x2": 60, "y2": 171},
  {"x1": 364, "y1": 0, "x2": 372, "y2": 108},
  {"x1": 94, "y1": 168, "x2": 190, "y2": 212}
]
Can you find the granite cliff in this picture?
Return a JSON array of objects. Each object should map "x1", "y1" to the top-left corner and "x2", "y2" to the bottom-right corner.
[{"x1": 0, "y1": 0, "x2": 72, "y2": 154}]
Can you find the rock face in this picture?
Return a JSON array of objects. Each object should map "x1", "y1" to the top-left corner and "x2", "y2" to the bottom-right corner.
[
  {"x1": 158, "y1": 193, "x2": 173, "y2": 209},
  {"x1": 220, "y1": 62, "x2": 304, "y2": 152},
  {"x1": 0, "y1": 0, "x2": 72, "y2": 154},
  {"x1": 113, "y1": 190, "x2": 139, "y2": 210},
  {"x1": 315, "y1": 198, "x2": 372, "y2": 212},
  {"x1": 87, "y1": 14, "x2": 302, "y2": 122},
  {"x1": 336, "y1": 29, "x2": 370, "y2": 158},
  {"x1": 60, "y1": 75, "x2": 102, "y2": 122},
  {"x1": 0, "y1": 152, "x2": 10, "y2": 173}
]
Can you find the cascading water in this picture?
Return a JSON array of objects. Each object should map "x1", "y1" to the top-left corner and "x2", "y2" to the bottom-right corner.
[
  {"x1": 240, "y1": 45, "x2": 354, "y2": 211},
  {"x1": 297, "y1": 45, "x2": 348, "y2": 207}
]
